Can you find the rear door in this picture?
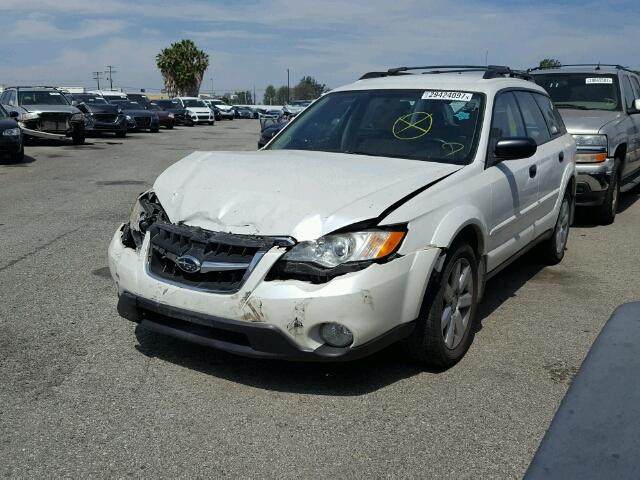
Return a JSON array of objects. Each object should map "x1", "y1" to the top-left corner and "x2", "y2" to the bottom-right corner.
[
  {"x1": 485, "y1": 91, "x2": 539, "y2": 271},
  {"x1": 529, "y1": 92, "x2": 573, "y2": 227}
]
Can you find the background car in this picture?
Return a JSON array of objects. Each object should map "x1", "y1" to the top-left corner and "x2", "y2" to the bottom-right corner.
[
  {"x1": 70, "y1": 93, "x2": 127, "y2": 138},
  {"x1": 147, "y1": 103, "x2": 175, "y2": 129},
  {"x1": 175, "y1": 97, "x2": 214, "y2": 125},
  {"x1": 109, "y1": 100, "x2": 160, "y2": 133},
  {"x1": 204, "y1": 99, "x2": 234, "y2": 120},
  {"x1": 233, "y1": 106, "x2": 255, "y2": 119},
  {"x1": 0, "y1": 104, "x2": 23, "y2": 162},
  {"x1": 154, "y1": 99, "x2": 194, "y2": 126},
  {"x1": 258, "y1": 120, "x2": 287, "y2": 148},
  {"x1": 282, "y1": 100, "x2": 311, "y2": 117},
  {"x1": 0, "y1": 86, "x2": 85, "y2": 144}
]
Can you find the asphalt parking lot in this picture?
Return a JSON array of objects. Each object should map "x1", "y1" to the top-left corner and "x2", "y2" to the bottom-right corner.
[{"x1": 1, "y1": 120, "x2": 639, "y2": 479}]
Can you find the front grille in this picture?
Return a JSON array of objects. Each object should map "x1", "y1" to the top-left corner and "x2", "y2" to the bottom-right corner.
[
  {"x1": 147, "y1": 223, "x2": 291, "y2": 293},
  {"x1": 197, "y1": 115, "x2": 210, "y2": 120},
  {"x1": 39, "y1": 113, "x2": 70, "y2": 132},
  {"x1": 94, "y1": 113, "x2": 118, "y2": 123},
  {"x1": 134, "y1": 116, "x2": 151, "y2": 128}
]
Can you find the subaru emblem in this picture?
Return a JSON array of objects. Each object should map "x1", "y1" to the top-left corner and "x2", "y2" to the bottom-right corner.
[{"x1": 175, "y1": 255, "x2": 201, "y2": 274}]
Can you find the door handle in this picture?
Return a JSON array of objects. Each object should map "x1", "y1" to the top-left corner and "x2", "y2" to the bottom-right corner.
[
  {"x1": 529, "y1": 164, "x2": 537, "y2": 178},
  {"x1": 559, "y1": 151, "x2": 564, "y2": 162}
]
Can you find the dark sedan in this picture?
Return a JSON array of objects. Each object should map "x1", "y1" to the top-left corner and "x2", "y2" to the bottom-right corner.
[
  {"x1": 154, "y1": 100, "x2": 194, "y2": 126},
  {"x1": 233, "y1": 106, "x2": 257, "y2": 119},
  {"x1": 0, "y1": 105, "x2": 23, "y2": 162},
  {"x1": 109, "y1": 100, "x2": 159, "y2": 133},
  {"x1": 71, "y1": 94, "x2": 127, "y2": 137},
  {"x1": 147, "y1": 103, "x2": 175, "y2": 129},
  {"x1": 258, "y1": 121, "x2": 286, "y2": 149}
]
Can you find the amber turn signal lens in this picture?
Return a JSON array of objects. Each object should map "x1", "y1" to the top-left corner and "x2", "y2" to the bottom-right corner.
[{"x1": 576, "y1": 152, "x2": 607, "y2": 163}]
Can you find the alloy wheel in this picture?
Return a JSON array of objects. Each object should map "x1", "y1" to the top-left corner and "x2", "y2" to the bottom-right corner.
[
  {"x1": 555, "y1": 198, "x2": 571, "y2": 256},
  {"x1": 441, "y1": 258, "x2": 474, "y2": 349}
]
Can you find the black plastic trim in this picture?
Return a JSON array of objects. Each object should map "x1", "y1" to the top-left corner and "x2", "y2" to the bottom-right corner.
[{"x1": 119, "y1": 292, "x2": 416, "y2": 362}]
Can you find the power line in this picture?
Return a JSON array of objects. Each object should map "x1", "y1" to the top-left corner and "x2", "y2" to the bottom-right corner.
[
  {"x1": 105, "y1": 65, "x2": 117, "y2": 90},
  {"x1": 92, "y1": 71, "x2": 104, "y2": 90}
]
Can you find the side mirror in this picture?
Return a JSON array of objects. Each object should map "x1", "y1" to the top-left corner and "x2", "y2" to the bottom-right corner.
[
  {"x1": 633, "y1": 99, "x2": 640, "y2": 112},
  {"x1": 9, "y1": 111, "x2": 19, "y2": 118},
  {"x1": 493, "y1": 137, "x2": 537, "y2": 161}
]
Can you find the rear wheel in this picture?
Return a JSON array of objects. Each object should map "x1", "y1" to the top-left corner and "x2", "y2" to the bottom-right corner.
[
  {"x1": 596, "y1": 160, "x2": 620, "y2": 225},
  {"x1": 405, "y1": 242, "x2": 478, "y2": 368},
  {"x1": 537, "y1": 189, "x2": 572, "y2": 265}
]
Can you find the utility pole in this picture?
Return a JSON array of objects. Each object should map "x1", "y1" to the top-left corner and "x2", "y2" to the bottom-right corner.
[
  {"x1": 287, "y1": 68, "x2": 290, "y2": 104},
  {"x1": 105, "y1": 65, "x2": 117, "y2": 90},
  {"x1": 253, "y1": 85, "x2": 256, "y2": 105},
  {"x1": 92, "y1": 71, "x2": 104, "y2": 90},
  {"x1": 210, "y1": 78, "x2": 214, "y2": 97}
]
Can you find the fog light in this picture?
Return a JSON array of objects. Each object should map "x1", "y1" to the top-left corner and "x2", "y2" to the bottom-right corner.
[{"x1": 320, "y1": 323, "x2": 353, "y2": 347}]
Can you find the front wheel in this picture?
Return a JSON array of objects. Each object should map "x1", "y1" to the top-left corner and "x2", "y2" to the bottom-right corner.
[
  {"x1": 166, "y1": 124, "x2": 174, "y2": 130},
  {"x1": 537, "y1": 189, "x2": 572, "y2": 265},
  {"x1": 115, "y1": 130, "x2": 126, "y2": 138},
  {"x1": 404, "y1": 242, "x2": 478, "y2": 368},
  {"x1": 596, "y1": 162, "x2": 620, "y2": 225},
  {"x1": 208, "y1": 121, "x2": 214, "y2": 125},
  {"x1": 10, "y1": 143, "x2": 25, "y2": 162},
  {"x1": 72, "y1": 133, "x2": 85, "y2": 145},
  {"x1": 150, "y1": 128, "x2": 159, "y2": 133}
]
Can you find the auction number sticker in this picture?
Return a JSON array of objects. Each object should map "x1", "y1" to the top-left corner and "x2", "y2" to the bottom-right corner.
[
  {"x1": 49, "y1": 92, "x2": 61, "y2": 95},
  {"x1": 586, "y1": 78, "x2": 613, "y2": 84},
  {"x1": 423, "y1": 90, "x2": 473, "y2": 101}
]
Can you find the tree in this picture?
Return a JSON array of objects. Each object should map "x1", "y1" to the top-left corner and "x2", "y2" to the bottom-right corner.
[
  {"x1": 263, "y1": 85, "x2": 277, "y2": 104},
  {"x1": 293, "y1": 76, "x2": 327, "y2": 100},
  {"x1": 234, "y1": 91, "x2": 253, "y2": 105},
  {"x1": 156, "y1": 39, "x2": 209, "y2": 97},
  {"x1": 538, "y1": 58, "x2": 562, "y2": 69},
  {"x1": 275, "y1": 86, "x2": 289, "y2": 105}
]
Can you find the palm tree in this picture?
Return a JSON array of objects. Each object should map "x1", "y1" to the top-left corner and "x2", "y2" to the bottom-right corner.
[{"x1": 156, "y1": 40, "x2": 209, "y2": 97}]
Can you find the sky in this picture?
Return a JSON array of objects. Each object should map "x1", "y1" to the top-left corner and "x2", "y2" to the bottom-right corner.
[{"x1": 1, "y1": 0, "x2": 639, "y2": 99}]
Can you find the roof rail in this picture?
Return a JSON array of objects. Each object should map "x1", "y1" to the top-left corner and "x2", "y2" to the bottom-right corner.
[
  {"x1": 6, "y1": 85, "x2": 59, "y2": 90},
  {"x1": 360, "y1": 65, "x2": 533, "y2": 81},
  {"x1": 528, "y1": 63, "x2": 633, "y2": 73}
]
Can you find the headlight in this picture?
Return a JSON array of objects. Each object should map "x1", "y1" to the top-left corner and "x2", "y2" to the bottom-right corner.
[
  {"x1": 21, "y1": 112, "x2": 40, "y2": 121},
  {"x1": 573, "y1": 134, "x2": 608, "y2": 163},
  {"x1": 126, "y1": 115, "x2": 133, "y2": 121},
  {"x1": 71, "y1": 113, "x2": 84, "y2": 121},
  {"x1": 168, "y1": 113, "x2": 174, "y2": 118},
  {"x1": 572, "y1": 134, "x2": 607, "y2": 148},
  {"x1": 282, "y1": 230, "x2": 406, "y2": 268},
  {"x1": 2, "y1": 128, "x2": 20, "y2": 136},
  {"x1": 129, "y1": 197, "x2": 146, "y2": 233}
]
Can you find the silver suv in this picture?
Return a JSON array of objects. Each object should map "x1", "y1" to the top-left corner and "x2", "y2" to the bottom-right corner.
[{"x1": 531, "y1": 64, "x2": 640, "y2": 224}]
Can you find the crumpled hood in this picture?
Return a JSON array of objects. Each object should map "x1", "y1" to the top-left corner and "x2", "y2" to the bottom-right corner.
[
  {"x1": 154, "y1": 150, "x2": 461, "y2": 241},
  {"x1": 21, "y1": 104, "x2": 80, "y2": 114},
  {"x1": 559, "y1": 108, "x2": 623, "y2": 134}
]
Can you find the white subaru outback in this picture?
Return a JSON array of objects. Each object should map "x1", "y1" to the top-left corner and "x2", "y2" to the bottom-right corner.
[{"x1": 109, "y1": 65, "x2": 576, "y2": 367}]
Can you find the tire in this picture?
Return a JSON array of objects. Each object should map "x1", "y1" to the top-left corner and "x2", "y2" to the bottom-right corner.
[
  {"x1": 115, "y1": 130, "x2": 126, "y2": 138},
  {"x1": 72, "y1": 133, "x2": 85, "y2": 145},
  {"x1": 404, "y1": 242, "x2": 478, "y2": 368},
  {"x1": 596, "y1": 160, "x2": 620, "y2": 225},
  {"x1": 166, "y1": 124, "x2": 174, "y2": 130},
  {"x1": 537, "y1": 189, "x2": 572, "y2": 265},
  {"x1": 150, "y1": 128, "x2": 159, "y2": 133},
  {"x1": 10, "y1": 143, "x2": 24, "y2": 162},
  {"x1": 208, "y1": 121, "x2": 214, "y2": 125}
]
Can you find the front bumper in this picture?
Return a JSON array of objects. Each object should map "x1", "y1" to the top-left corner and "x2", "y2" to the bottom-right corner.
[
  {"x1": 108, "y1": 226, "x2": 439, "y2": 360},
  {"x1": 575, "y1": 158, "x2": 614, "y2": 206}
]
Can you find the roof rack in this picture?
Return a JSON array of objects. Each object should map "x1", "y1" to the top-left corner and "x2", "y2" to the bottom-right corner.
[
  {"x1": 528, "y1": 63, "x2": 635, "y2": 73},
  {"x1": 360, "y1": 65, "x2": 534, "y2": 81},
  {"x1": 6, "y1": 86, "x2": 59, "y2": 90}
]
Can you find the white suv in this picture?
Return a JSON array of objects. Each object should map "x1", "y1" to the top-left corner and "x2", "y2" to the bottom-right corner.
[
  {"x1": 108, "y1": 65, "x2": 576, "y2": 367},
  {"x1": 174, "y1": 97, "x2": 214, "y2": 125}
]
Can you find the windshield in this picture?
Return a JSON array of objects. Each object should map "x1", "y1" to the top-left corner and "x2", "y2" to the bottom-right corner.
[
  {"x1": 19, "y1": 90, "x2": 70, "y2": 106},
  {"x1": 112, "y1": 101, "x2": 142, "y2": 111},
  {"x1": 268, "y1": 89, "x2": 484, "y2": 164},
  {"x1": 183, "y1": 99, "x2": 207, "y2": 108},
  {"x1": 157, "y1": 100, "x2": 179, "y2": 108},
  {"x1": 74, "y1": 95, "x2": 108, "y2": 104},
  {"x1": 211, "y1": 100, "x2": 226, "y2": 106},
  {"x1": 533, "y1": 73, "x2": 621, "y2": 111}
]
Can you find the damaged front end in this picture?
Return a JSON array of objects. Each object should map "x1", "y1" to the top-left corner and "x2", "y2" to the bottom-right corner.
[{"x1": 19, "y1": 111, "x2": 85, "y2": 141}]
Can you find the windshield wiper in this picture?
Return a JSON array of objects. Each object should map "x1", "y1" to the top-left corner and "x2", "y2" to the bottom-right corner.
[{"x1": 554, "y1": 103, "x2": 591, "y2": 110}]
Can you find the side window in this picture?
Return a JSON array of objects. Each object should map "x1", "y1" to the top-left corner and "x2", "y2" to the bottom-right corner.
[
  {"x1": 513, "y1": 91, "x2": 551, "y2": 145},
  {"x1": 631, "y1": 76, "x2": 640, "y2": 99},
  {"x1": 8, "y1": 91, "x2": 17, "y2": 106},
  {"x1": 622, "y1": 76, "x2": 636, "y2": 111},
  {"x1": 490, "y1": 92, "x2": 526, "y2": 140},
  {"x1": 532, "y1": 93, "x2": 565, "y2": 137}
]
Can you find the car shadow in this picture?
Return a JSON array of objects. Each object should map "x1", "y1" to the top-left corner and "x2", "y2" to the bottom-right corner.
[
  {"x1": 0, "y1": 154, "x2": 36, "y2": 166},
  {"x1": 618, "y1": 183, "x2": 640, "y2": 213},
  {"x1": 133, "y1": 326, "x2": 428, "y2": 396}
]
